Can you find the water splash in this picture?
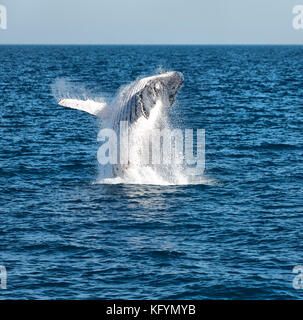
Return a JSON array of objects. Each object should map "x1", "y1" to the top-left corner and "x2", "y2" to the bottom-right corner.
[
  {"x1": 53, "y1": 76, "x2": 216, "y2": 186},
  {"x1": 96, "y1": 82, "x2": 213, "y2": 186}
]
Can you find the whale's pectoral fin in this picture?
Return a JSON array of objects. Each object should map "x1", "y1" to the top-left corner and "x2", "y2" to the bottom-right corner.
[{"x1": 58, "y1": 98, "x2": 110, "y2": 118}]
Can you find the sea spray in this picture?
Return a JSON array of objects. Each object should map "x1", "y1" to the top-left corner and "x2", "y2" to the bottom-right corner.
[{"x1": 52, "y1": 75, "x2": 212, "y2": 185}]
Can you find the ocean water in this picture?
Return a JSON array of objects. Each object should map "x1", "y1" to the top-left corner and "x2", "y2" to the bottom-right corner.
[{"x1": 0, "y1": 45, "x2": 303, "y2": 299}]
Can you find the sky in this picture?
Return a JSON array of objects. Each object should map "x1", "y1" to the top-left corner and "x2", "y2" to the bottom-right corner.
[{"x1": 0, "y1": 0, "x2": 302, "y2": 44}]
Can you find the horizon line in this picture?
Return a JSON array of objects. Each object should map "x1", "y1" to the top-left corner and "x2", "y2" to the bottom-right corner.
[{"x1": 0, "y1": 43, "x2": 302, "y2": 46}]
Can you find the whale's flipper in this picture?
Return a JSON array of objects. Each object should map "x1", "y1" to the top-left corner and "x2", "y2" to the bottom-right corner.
[{"x1": 58, "y1": 98, "x2": 110, "y2": 118}]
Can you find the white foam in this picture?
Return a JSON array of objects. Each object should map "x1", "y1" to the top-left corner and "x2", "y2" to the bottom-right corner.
[{"x1": 52, "y1": 76, "x2": 215, "y2": 186}]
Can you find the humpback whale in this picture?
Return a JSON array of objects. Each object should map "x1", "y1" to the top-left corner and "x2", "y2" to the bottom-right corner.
[
  {"x1": 57, "y1": 71, "x2": 184, "y2": 177},
  {"x1": 58, "y1": 71, "x2": 183, "y2": 124}
]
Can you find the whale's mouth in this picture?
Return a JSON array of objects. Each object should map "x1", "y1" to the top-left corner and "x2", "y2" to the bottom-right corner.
[
  {"x1": 168, "y1": 78, "x2": 183, "y2": 104},
  {"x1": 164, "y1": 71, "x2": 184, "y2": 105}
]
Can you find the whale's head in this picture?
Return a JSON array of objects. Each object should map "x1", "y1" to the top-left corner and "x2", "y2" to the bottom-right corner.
[
  {"x1": 156, "y1": 71, "x2": 184, "y2": 105},
  {"x1": 136, "y1": 71, "x2": 184, "y2": 118}
]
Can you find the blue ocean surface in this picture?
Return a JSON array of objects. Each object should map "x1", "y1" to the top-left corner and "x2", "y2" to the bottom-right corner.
[{"x1": 0, "y1": 45, "x2": 303, "y2": 299}]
